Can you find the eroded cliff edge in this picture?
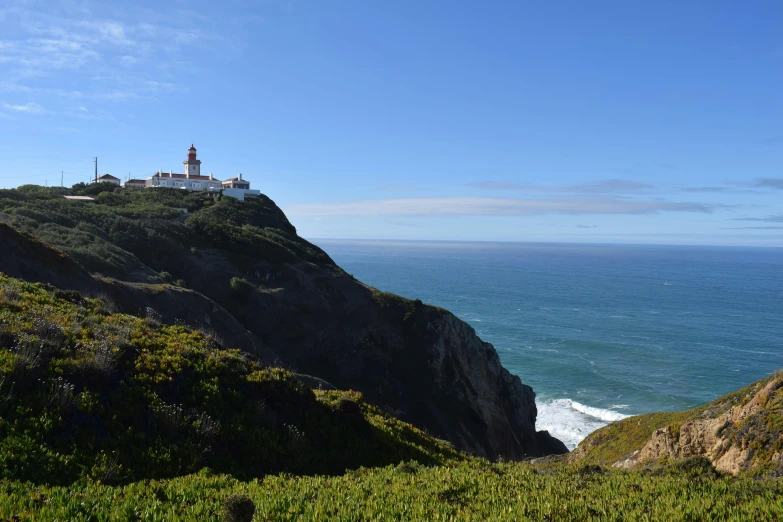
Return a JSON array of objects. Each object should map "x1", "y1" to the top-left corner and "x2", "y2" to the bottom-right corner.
[
  {"x1": 0, "y1": 186, "x2": 567, "y2": 459},
  {"x1": 570, "y1": 371, "x2": 783, "y2": 475}
]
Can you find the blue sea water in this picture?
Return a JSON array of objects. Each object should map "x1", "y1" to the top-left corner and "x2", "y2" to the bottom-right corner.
[{"x1": 316, "y1": 240, "x2": 783, "y2": 449}]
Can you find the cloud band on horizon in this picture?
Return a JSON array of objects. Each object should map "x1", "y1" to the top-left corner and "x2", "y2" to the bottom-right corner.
[{"x1": 288, "y1": 196, "x2": 726, "y2": 217}]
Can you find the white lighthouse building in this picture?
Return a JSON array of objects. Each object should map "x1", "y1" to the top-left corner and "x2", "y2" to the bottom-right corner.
[
  {"x1": 145, "y1": 144, "x2": 222, "y2": 191},
  {"x1": 184, "y1": 144, "x2": 201, "y2": 177},
  {"x1": 135, "y1": 144, "x2": 260, "y2": 200}
]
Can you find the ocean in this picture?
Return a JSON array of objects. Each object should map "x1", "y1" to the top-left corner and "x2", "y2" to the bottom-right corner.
[{"x1": 316, "y1": 240, "x2": 783, "y2": 450}]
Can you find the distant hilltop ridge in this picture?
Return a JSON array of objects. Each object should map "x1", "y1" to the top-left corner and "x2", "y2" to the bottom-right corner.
[{"x1": 0, "y1": 184, "x2": 567, "y2": 460}]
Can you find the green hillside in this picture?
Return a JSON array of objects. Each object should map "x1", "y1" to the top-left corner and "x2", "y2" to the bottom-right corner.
[
  {"x1": 0, "y1": 184, "x2": 331, "y2": 280},
  {"x1": 1, "y1": 185, "x2": 782, "y2": 520},
  {"x1": 0, "y1": 274, "x2": 458, "y2": 486}
]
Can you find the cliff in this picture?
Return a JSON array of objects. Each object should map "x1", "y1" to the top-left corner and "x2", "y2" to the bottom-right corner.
[
  {"x1": 0, "y1": 185, "x2": 566, "y2": 460},
  {"x1": 570, "y1": 371, "x2": 783, "y2": 476}
]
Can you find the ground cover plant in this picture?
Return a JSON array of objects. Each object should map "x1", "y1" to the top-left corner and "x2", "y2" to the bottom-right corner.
[{"x1": 1, "y1": 459, "x2": 782, "y2": 521}]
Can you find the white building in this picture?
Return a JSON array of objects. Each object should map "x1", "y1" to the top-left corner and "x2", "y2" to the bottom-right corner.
[
  {"x1": 95, "y1": 174, "x2": 121, "y2": 185},
  {"x1": 139, "y1": 144, "x2": 261, "y2": 201},
  {"x1": 124, "y1": 178, "x2": 147, "y2": 188},
  {"x1": 222, "y1": 174, "x2": 250, "y2": 189},
  {"x1": 146, "y1": 145, "x2": 223, "y2": 191}
]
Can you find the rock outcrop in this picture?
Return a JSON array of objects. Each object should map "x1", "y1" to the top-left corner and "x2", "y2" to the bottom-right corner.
[
  {"x1": 572, "y1": 372, "x2": 783, "y2": 475},
  {"x1": 634, "y1": 377, "x2": 780, "y2": 474}
]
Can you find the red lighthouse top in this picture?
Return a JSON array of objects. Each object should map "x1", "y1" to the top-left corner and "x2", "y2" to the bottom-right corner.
[{"x1": 187, "y1": 144, "x2": 197, "y2": 160}]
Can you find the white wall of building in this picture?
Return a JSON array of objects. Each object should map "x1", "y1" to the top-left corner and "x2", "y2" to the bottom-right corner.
[
  {"x1": 146, "y1": 176, "x2": 222, "y2": 191},
  {"x1": 222, "y1": 188, "x2": 261, "y2": 201}
]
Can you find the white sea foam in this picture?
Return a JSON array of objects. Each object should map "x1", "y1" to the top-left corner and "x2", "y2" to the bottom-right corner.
[{"x1": 536, "y1": 398, "x2": 630, "y2": 450}]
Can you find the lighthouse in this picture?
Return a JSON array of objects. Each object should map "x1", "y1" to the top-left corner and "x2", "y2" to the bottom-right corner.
[{"x1": 183, "y1": 144, "x2": 201, "y2": 178}]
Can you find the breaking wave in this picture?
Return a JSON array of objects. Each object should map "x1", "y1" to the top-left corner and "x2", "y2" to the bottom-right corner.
[{"x1": 536, "y1": 398, "x2": 630, "y2": 451}]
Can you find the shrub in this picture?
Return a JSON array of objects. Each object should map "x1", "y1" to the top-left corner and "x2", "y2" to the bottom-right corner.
[
  {"x1": 669, "y1": 456, "x2": 722, "y2": 480},
  {"x1": 229, "y1": 277, "x2": 254, "y2": 300},
  {"x1": 222, "y1": 494, "x2": 255, "y2": 522},
  {"x1": 74, "y1": 343, "x2": 121, "y2": 382}
]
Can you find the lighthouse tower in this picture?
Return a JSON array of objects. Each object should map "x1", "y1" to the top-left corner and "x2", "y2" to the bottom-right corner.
[{"x1": 183, "y1": 144, "x2": 201, "y2": 178}]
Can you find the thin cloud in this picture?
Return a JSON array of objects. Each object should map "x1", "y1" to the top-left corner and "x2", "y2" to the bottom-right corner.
[
  {"x1": 725, "y1": 226, "x2": 783, "y2": 230},
  {"x1": 679, "y1": 186, "x2": 764, "y2": 195},
  {"x1": 567, "y1": 179, "x2": 653, "y2": 193},
  {"x1": 680, "y1": 186, "x2": 729, "y2": 193},
  {"x1": 753, "y1": 178, "x2": 783, "y2": 190},
  {"x1": 387, "y1": 220, "x2": 416, "y2": 227},
  {"x1": 733, "y1": 214, "x2": 783, "y2": 223},
  {"x1": 469, "y1": 179, "x2": 654, "y2": 194},
  {"x1": 472, "y1": 179, "x2": 767, "y2": 196},
  {"x1": 119, "y1": 55, "x2": 139, "y2": 67},
  {"x1": 0, "y1": 2, "x2": 217, "y2": 109},
  {"x1": 3, "y1": 102, "x2": 45, "y2": 113},
  {"x1": 576, "y1": 224, "x2": 598, "y2": 229},
  {"x1": 469, "y1": 181, "x2": 531, "y2": 190},
  {"x1": 379, "y1": 186, "x2": 418, "y2": 192},
  {"x1": 289, "y1": 196, "x2": 724, "y2": 217},
  {"x1": 77, "y1": 20, "x2": 134, "y2": 46}
]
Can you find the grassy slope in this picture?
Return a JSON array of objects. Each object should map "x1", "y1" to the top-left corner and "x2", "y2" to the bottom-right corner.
[
  {"x1": 2, "y1": 460, "x2": 782, "y2": 521},
  {"x1": 0, "y1": 184, "x2": 331, "y2": 281},
  {"x1": 573, "y1": 372, "x2": 783, "y2": 472},
  {"x1": 0, "y1": 274, "x2": 458, "y2": 486}
]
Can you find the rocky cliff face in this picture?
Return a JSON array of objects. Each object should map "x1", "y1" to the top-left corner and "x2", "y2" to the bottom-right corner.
[
  {"x1": 632, "y1": 377, "x2": 782, "y2": 474},
  {"x1": 572, "y1": 372, "x2": 783, "y2": 475},
  {"x1": 0, "y1": 191, "x2": 567, "y2": 460},
  {"x1": 425, "y1": 313, "x2": 567, "y2": 458},
  {"x1": 178, "y1": 251, "x2": 567, "y2": 460}
]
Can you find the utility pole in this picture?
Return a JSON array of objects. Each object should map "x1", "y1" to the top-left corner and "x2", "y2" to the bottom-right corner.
[
  {"x1": 94, "y1": 157, "x2": 98, "y2": 184},
  {"x1": 61, "y1": 171, "x2": 64, "y2": 187}
]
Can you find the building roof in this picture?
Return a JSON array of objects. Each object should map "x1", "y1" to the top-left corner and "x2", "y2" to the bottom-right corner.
[
  {"x1": 189, "y1": 144, "x2": 196, "y2": 150},
  {"x1": 125, "y1": 179, "x2": 147, "y2": 184},
  {"x1": 151, "y1": 173, "x2": 218, "y2": 181},
  {"x1": 98, "y1": 174, "x2": 120, "y2": 180},
  {"x1": 223, "y1": 177, "x2": 248, "y2": 182}
]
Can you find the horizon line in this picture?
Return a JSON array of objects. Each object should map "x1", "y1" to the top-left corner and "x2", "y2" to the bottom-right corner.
[{"x1": 308, "y1": 237, "x2": 783, "y2": 250}]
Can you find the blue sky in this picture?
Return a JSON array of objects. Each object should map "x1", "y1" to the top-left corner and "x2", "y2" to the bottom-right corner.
[{"x1": 1, "y1": 0, "x2": 781, "y2": 246}]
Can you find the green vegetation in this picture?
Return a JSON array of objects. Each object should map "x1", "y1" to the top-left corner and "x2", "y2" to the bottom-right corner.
[
  {"x1": 0, "y1": 274, "x2": 458, "y2": 486},
  {"x1": 1, "y1": 460, "x2": 782, "y2": 521},
  {"x1": 2, "y1": 185, "x2": 782, "y2": 520},
  {"x1": 0, "y1": 185, "x2": 331, "y2": 279}
]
